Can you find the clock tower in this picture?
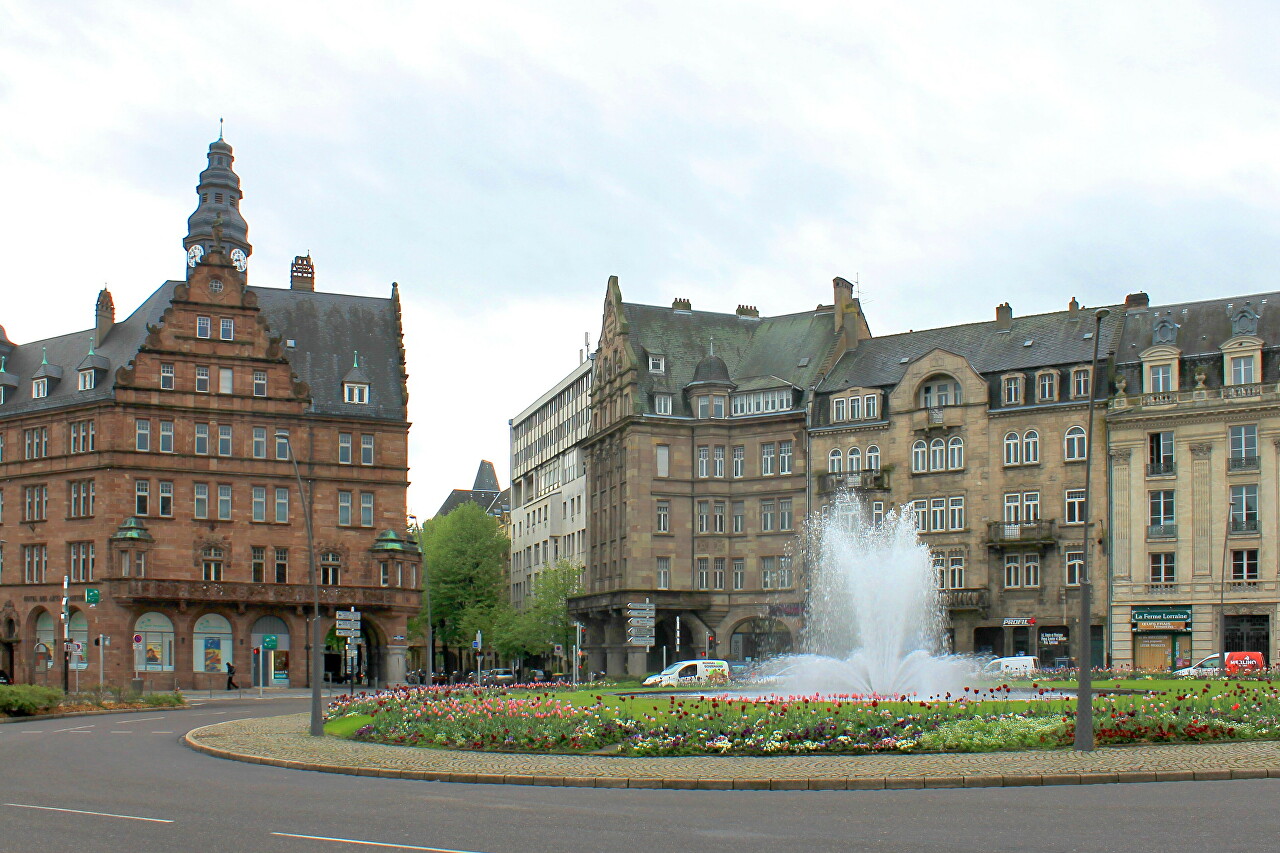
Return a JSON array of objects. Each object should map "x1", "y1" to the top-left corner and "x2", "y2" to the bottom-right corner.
[{"x1": 184, "y1": 133, "x2": 252, "y2": 273}]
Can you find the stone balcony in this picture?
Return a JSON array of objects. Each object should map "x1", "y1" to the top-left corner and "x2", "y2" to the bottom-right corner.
[
  {"x1": 821, "y1": 470, "x2": 891, "y2": 494},
  {"x1": 941, "y1": 588, "x2": 989, "y2": 613},
  {"x1": 911, "y1": 406, "x2": 962, "y2": 432},
  {"x1": 107, "y1": 578, "x2": 419, "y2": 611},
  {"x1": 1111, "y1": 382, "x2": 1277, "y2": 414},
  {"x1": 986, "y1": 520, "x2": 1058, "y2": 550}
]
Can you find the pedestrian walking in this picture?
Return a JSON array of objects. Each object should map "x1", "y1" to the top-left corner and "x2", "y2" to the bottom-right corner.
[{"x1": 226, "y1": 662, "x2": 238, "y2": 690}]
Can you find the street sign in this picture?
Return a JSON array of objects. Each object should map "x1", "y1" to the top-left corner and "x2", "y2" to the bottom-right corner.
[
  {"x1": 85, "y1": 588, "x2": 100, "y2": 605},
  {"x1": 626, "y1": 625, "x2": 655, "y2": 646},
  {"x1": 335, "y1": 629, "x2": 361, "y2": 639},
  {"x1": 132, "y1": 633, "x2": 143, "y2": 644},
  {"x1": 262, "y1": 634, "x2": 279, "y2": 650},
  {"x1": 627, "y1": 616, "x2": 655, "y2": 628},
  {"x1": 73, "y1": 641, "x2": 83, "y2": 652},
  {"x1": 472, "y1": 630, "x2": 482, "y2": 649},
  {"x1": 337, "y1": 610, "x2": 362, "y2": 621},
  {"x1": 335, "y1": 619, "x2": 360, "y2": 630},
  {"x1": 626, "y1": 602, "x2": 655, "y2": 616},
  {"x1": 553, "y1": 644, "x2": 564, "y2": 655}
]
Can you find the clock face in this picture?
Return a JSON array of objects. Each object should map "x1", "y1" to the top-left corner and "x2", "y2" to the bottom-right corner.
[
  {"x1": 230, "y1": 248, "x2": 248, "y2": 272},
  {"x1": 187, "y1": 244, "x2": 205, "y2": 268}
]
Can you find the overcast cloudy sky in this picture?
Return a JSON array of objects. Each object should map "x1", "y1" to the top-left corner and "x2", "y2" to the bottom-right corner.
[{"x1": 4, "y1": 1, "x2": 1280, "y2": 514}]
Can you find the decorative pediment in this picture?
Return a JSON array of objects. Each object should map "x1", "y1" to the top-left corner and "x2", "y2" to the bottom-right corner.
[
  {"x1": 1230, "y1": 301, "x2": 1260, "y2": 336},
  {"x1": 1152, "y1": 313, "x2": 1178, "y2": 345}
]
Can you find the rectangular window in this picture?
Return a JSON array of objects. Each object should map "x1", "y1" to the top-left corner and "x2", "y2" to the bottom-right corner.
[
  {"x1": 948, "y1": 496, "x2": 965, "y2": 530},
  {"x1": 135, "y1": 419, "x2": 151, "y2": 452},
  {"x1": 361, "y1": 434, "x2": 374, "y2": 465},
  {"x1": 253, "y1": 370, "x2": 267, "y2": 397},
  {"x1": 251, "y1": 547, "x2": 266, "y2": 583},
  {"x1": 1065, "y1": 489, "x2": 1086, "y2": 524},
  {"x1": 654, "y1": 394, "x2": 672, "y2": 415},
  {"x1": 195, "y1": 423, "x2": 209, "y2": 455},
  {"x1": 912, "y1": 499, "x2": 927, "y2": 530},
  {"x1": 195, "y1": 365, "x2": 210, "y2": 393},
  {"x1": 732, "y1": 558, "x2": 745, "y2": 590},
  {"x1": 656, "y1": 557, "x2": 670, "y2": 590},
  {"x1": 196, "y1": 316, "x2": 211, "y2": 338},
  {"x1": 134, "y1": 480, "x2": 149, "y2": 516},
  {"x1": 217, "y1": 484, "x2": 232, "y2": 520},
  {"x1": 1073, "y1": 368, "x2": 1090, "y2": 398},
  {"x1": 1148, "y1": 431, "x2": 1174, "y2": 475},
  {"x1": 68, "y1": 479, "x2": 95, "y2": 518},
  {"x1": 158, "y1": 481, "x2": 173, "y2": 517},
  {"x1": 218, "y1": 424, "x2": 233, "y2": 456},
  {"x1": 1148, "y1": 490, "x2": 1175, "y2": 526},
  {"x1": 930, "y1": 498, "x2": 946, "y2": 531},
  {"x1": 1023, "y1": 554, "x2": 1040, "y2": 587},
  {"x1": 344, "y1": 383, "x2": 369, "y2": 404},
  {"x1": 252, "y1": 486, "x2": 267, "y2": 522},
  {"x1": 1232, "y1": 549, "x2": 1260, "y2": 582},
  {"x1": 23, "y1": 544, "x2": 48, "y2": 584},
  {"x1": 1150, "y1": 363, "x2": 1172, "y2": 393},
  {"x1": 713, "y1": 500, "x2": 726, "y2": 533},
  {"x1": 160, "y1": 363, "x2": 175, "y2": 390},
  {"x1": 761, "y1": 443, "x2": 776, "y2": 476},
  {"x1": 948, "y1": 552, "x2": 965, "y2": 589},
  {"x1": 1230, "y1": 424, "x2": 1258, "y2": 465},
  {"x1": 777, "y1": 555, "x2": 793, "y2": 589},
  {"x1": 1003, "y1": 493, "x2": 1022, "y2": 523},
  {"x1": 732, "y1": 501, "x2": 745, "y2": 534},
  {"x1": 712, "y1": 557, "x2": 725, "y2": 589},
  {"x1": 656, "y1": 500, "x2": 669, "y2": 533},
  {"x1": 732, "y1": 446, "x2": 745, "y2": 478},
  {"x1": 360, "y1": 492, "x2": 374, "y2": 527},
  {"x1": 159, "y1": 421, "x2": 174, "y2": 453},
  {"x1": 1003, "y1": 376, "x2": 1022, "y2": 405},
  {"x1": 78, "y1": 369, "x2": 95, "y2": 391},
  {"x1": 193, "y1": 483, "x2": 208, "y2": 519},
  {"x1": 380, "y1": 561, "x2": 391, "y2": 587},
  {"x1": 1038, "y1": 372, "x2": 1056, "y2": 401},
  {"x1": 338, "y1": 491, "x2": 353, "y2": 526},
  {"x1": 779, "y1": 440, "x2": 793, "y2": 474},
  {"x1": 1065, "y1": 550, "x2": 1083, "y2": 586},
  {"x1": 656, "y1": 444, "x2": 670, "y2": 478},
  {"x1": 779, "y1": 497, "x2": 793, "y2": 530},
  {"x1": 832, "y1": 398, "x2": 846, "y2": 422},
  {"x1": 697, "y1": 446, "x2": 709, "y2": 478},
  {"x1": 872, "y1": 501, "x2": 885, "y2": 526},
  {"x1": 864, "y1": 394, "x2": 878, "y2": 419},
  {"x1": 274, "y1": 487, "x2": 289, "y2": 523},
  {"x1": 338, "y1": 433, "x2": 353, "y2": 464},
  {"x1": 218, "y1": 367, "x2": 233, "y2": 394},
  {"x1": 934, "y1": 552, "x2": 946, "y2": 589},
  {"x1": 1149, "y1": 553, "x2": 1176, "y2": 585},
  {"x1": 1004, "y1": 554, "x2": 1022, "y2": 588},
  {"x1": 31, "y1": 378, "x2": 47, "y2": 398},
  {"x1": 1230, "y1": 484, "x2": 1259, "y2": 532},
  {"x1": 1023, "y1": 491, "x2": 1040, "y2": 522},
  {"x1": 697, "y1": 500, "x2": 710, "y2": 534},
  {"x1": 252, "y1": 427, "x2": 267, "y2": 459},
  {"x1": 274, "y1": 548, "x2": 289, "y2": 583},
  {"x1": 761, "y1": 556, "x2": 776, "y2": 589},
  {"x1": 69, "y1": 420, "x2": 95, "y2": 453},
  {"x1": 713, "y1": 445, "x2": 725, "y2": 478},
  {"x1": 24, "y1": 427, "x2": 49, "y2": 459},
  {"x1": 696, "y1": 557, "x2": 709, "y2": 590},
  {"x1": 275, "y1": 430, "x2": 290, "y2": 460},
  {"x1": 219, "y1": 317, "x2": 234, "y2": 341},
  {"x1": 760, "y1": 499, "x2": 776, "y2": 532},
  {"x1": 1231, "y1": 355, "x2": 1255, "y2": 385}
]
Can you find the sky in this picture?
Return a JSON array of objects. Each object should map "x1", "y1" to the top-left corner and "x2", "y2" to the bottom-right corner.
[{"x1": 4, "y1": 1, "x2": 1280, "y2": 515}]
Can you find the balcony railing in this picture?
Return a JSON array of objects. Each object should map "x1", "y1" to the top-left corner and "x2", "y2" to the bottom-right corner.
[
  {"x1": 111, "y1": 578, "x2": 419, "y2": 609},
  {"x1": 1147, "y1": 461, "x2": 1176, "y2": 477},
  {"x1": 1228, "y1": 455, "x2": 1260, "y2": 472},
  {"x1": 1147, "y1": 523, "x2": 1178, "y2": 539},
  {"x1": 1222, "y1": 383, "x2": 1263, "y2": 400},
  {"x1": 1141, "y1": 393, "x2": 1177, "y2": 407},
  {"x1": 822, "y1": 470, "x2": 890, "y2": 493},
  {"x1": 1230, "y1": 518, "x2": 1260, "y2": 534},
  {"x1": 987, "y1": 520, "x2": 1057, "y2": 546},
  {"x1": 941, "y1": 588, "x2": 989, "y2": 611},
  {"x1": 1145, "y1": 583, "x2": 1179, "y2": 595}
]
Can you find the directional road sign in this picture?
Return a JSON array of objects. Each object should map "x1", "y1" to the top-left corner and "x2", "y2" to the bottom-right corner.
[
  {"x1": 336, "y1": 629, "x2": 361, "y2": 639},
  {"x1": 262, "y1": 634, "x2": 278, "y2": 650},
  {"x1": 627, "y1": 616, "x2": 655, "y2": 628},
  {"x1": 336, "y1": 610, "x2": 362, "y2": 621},
  {"x1": 335, "y1": 619, "x2": 360, "y2": 630},
  {"x1": 85, "y1": 588, "x2": 100, "y2": 605},
  {"x1": 625, "y1": 602, "x2": 655, "y2": 616}
]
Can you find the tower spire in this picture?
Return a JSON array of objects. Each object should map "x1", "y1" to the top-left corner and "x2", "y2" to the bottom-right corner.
[{"x1": 185, "y1": 135, "x2": 251, "y2": 267}]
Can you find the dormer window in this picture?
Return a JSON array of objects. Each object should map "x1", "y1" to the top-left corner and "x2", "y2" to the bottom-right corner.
[
  {"x1": 865, "y1": 393, "x2": 879, "y2": 419},
  {"x1": 832, "y1": 398, "x2": 846, "y2": 421},
  {"x1": 1002, "y1": 375, "x2": 1024, "y2": 406},
  {"x1": 196, "y1": 316, "x2": 211, "y2": 339},
  {"x1": 648, "y1": 355, "x2": 665, "y2": 373},
  {"x1": 344, "y1": 383, "x2": 369, "y2": 405},
  {"x1": 32, "y1": 378, "x2": 48, "y2": 398},
  {"x1": 78, "y1": 369, "x2": 95, "y2": 391},
  {"x1": 1036, "y1": 371, "x2": 1057, "y2": 402},
  {"x1": 920, "y1": 376, "x2": 961, "y2": 408},
  {"x1": 654, "y1": 393, "x2": 672, "y2": 415},
  {"x1": 1071, "y1": 367, "x2": 1091, "y2": 398},
  {"x1": 1149, "y1": 363, "x2": 1173, "y2": 393},
  {"x1": 1230, "y1": 355, "x2": 1255, "y2": 385}
]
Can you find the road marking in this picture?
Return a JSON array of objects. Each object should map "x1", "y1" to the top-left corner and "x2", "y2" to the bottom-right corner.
[
  {"x1": 270, "y1": 832, "x2": 489, "y2": 852},
  {"x1": 191, "y1": 711, "x2": 228, "y2": 716},
  {"x1": 152, "y1": 731, "x2": 174, "y2": 734},
  {"x1": 52, "y1": 724, "x2": 94, "y2": 732},
  {"x1": 5, "y1": 803, "x2": 174, "y2": 824},
  {"x1": 20, "y1": 731, "x2": 45, "y2": 735},
  {"x1": 113, "y1": 716, "x2": 166, "y2": 725},
  {"x1": 110, "y1": 731, "x2": 133, "y2": 734}
]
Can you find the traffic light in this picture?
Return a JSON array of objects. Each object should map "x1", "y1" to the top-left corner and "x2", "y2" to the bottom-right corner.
[
  {"x1": 253, "y1": 647, "x2": 261, "y2": 658},
  {"x1": 707, "y1": 634, "x2": 716, "y2": 647}
]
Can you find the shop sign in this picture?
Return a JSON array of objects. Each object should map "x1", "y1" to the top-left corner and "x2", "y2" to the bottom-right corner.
[
  {"x1": 1002, "y1": 617, "x2": 1036, "y2": 627},
  {"x1": 1039, "y1": 632, "x2": 1067, "y2": 645},
  {"x1": 1135, "y1": 621, "x2": 1187, "y2": 632},
  {"x1": 1130, "y1": 606, "x2": 1192, "y2": 624}
]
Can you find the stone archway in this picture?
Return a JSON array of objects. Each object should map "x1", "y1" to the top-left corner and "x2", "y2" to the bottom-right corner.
[{"x1": 728, "y1": 617, "x2": 793, "y2": 661}]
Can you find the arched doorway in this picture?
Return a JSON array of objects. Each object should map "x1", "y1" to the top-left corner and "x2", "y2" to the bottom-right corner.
[
  {"x1": 729, "y1": 618, "x2": 793, "y2": 661},
  {"x1": 324, "y1": 619, "x2": 386, "y2": 688},
  {"x1": 251, "y1": 615, "x2": 291, "y2": 687}
]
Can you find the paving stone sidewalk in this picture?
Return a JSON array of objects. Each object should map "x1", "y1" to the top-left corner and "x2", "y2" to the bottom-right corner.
[{"x1": 184, "y1": 713, "x2": 1280, "y2": 790}]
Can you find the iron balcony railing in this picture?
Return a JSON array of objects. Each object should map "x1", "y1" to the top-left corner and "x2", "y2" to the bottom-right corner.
[
  {"x1": 1147, "y1": 523, "x2": 1178, "y2": 539},
  {"x1": 987, "y1": 520, "x2": 1057, "y2": 545},
  {"x1": 1228, "y1": 455, "x2": 1260, "y2": 472},
  {"x1": 1230, "y1": 518, "x2": 1260, "y2": 534},
  {"x1": 1147, "y1": 461, "x2": 1176, "y2": 477}
]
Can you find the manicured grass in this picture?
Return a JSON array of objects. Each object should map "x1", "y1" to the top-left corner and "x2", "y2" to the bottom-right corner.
[{"x1": 324, "y1": 713, "x2": 373, "y2": 737}]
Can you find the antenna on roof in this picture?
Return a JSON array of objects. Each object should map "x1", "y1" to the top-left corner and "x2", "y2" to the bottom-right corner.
[
  {"x1": 352, "y1": 350, "x2": 360, "y2": 368},
  {"x1": 709, "y1": 337, "x2": 715, "y2": 357},
  {"x1": 218, "y1": 117, "x2": 224, "y2": 141},
  {"x1": 854, "y1": 273, "x2": 861, "y2": 300}
]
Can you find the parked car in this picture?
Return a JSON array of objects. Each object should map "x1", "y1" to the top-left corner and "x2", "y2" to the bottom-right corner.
[
  {"x1": 482, "y1": 669, "x2": 517, "y2": 686},
  {"x1": 1174, "y1": 652, "x2": 1265, "y2": 677},
  {"x1": 981, "y1": 655, "x2": 1039, "y2": 676},
  {"x1": 642, "y1": 659, "x2": 731, "y2": 687}
]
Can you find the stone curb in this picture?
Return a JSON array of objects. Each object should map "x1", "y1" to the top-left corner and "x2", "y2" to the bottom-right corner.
[
  {"x1": 1, "y1": 704, "x2": 191, "y2": 725},
  {"x1": 182, "y1": 720, "x2": 1280, "y2": 791}
]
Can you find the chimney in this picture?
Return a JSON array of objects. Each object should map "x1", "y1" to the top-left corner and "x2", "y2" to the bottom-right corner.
[
  {"x1": 1125, "y1": 291, "x2": 1149, "y2": 311},
  {"x1": 95, "y1": 287, "x2": 115, "y2": 345},
  {"x1": 832, "y1": 277, "x2": 871, "y2": 354},
  {"x1": 736, "y1": 304, "x2": 759, "y2": 318},
  {"x1": 672, "y1": 297, "x2": 691, "y2": 311},
  {"x1": 1068, "y1": 296, "x2": 1080, "y2": 315},
  {"x1": 290, "y1": 254, "x2": 315, "y2": 291},
  {"x1": 995, "y1": 302, "x2": 1013, "y2": 331}
]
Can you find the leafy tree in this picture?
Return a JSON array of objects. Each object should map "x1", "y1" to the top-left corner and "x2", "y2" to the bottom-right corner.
[
  {"x1": 520, "y1": 559, "x2": 583, "y2": 656},
  {"x1": 414, "y1": 503, "x2": 509, "y2": 653}
]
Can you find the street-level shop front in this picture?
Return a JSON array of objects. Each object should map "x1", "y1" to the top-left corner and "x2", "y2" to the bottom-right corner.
[{"x1": 1130, "y1": 605, "x2": 1193, "y2": 671}]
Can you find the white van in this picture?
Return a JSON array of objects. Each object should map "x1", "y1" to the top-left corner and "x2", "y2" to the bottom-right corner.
[
  {"x1": 642, "y1": 659, "x2": 731, "y2": 687},
  {"x1": 982, "y1": 655, "x2": 1039, "y2": 676}
]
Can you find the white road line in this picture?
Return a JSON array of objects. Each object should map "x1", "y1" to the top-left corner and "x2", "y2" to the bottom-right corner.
[
  {"x1": 52, "y1": 724, "x2": 94, "y2": 732},
  {"x1": 112, "y1": 716, "x2": 166, "y2": 725},
  {"x1": 152, "y1": 731, "x2": 174, "y2": 734},
  {"x1": 5, "y1": 803, "x2": 174, "y2": 824},
  {"x1": 270, "y1": 832, "x2": 488, "y2": 852},
  {"x1": 110, "y1": 731, "x2": 133, "y2": 734},
  {"x1": 20, "y1": 731, "x2": 45, "y2": 735}
]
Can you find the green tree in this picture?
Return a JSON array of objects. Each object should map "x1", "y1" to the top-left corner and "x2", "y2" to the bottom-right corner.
[
  {"x1": 520, "y1": 559, "x2": 583, "y2": 656},
  {"x1": 414, "y1": 503, "x2": 509, "y2": 653}
]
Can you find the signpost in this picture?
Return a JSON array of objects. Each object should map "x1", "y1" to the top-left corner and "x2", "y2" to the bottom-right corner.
[
  {"x1": 626, "y1": 601, "x2": 656, "y2": 648},
  {"x1": 85, "y1": 588, "x2": 100, "y2": 606},
  {"x1": 473, "y1": 631, "x2": 482, "y2": 686},
  {"x1": 335, "y1": 609, "x2": 362, "y2": 639}
]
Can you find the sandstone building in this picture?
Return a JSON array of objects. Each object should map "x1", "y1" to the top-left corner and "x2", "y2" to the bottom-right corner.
[{"x1": 0, "y1": 137, "x2": 419, "y2": 689}]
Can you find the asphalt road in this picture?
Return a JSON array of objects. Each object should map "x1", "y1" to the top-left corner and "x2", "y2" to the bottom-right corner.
[{"x1": 3, "y1": 697, "x2": 1280, "y2": 853}]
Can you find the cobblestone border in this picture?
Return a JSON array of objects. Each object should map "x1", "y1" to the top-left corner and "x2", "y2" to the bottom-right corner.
[{"x1": 183, "y1": 713, "x2": 1280, "y2": 790}]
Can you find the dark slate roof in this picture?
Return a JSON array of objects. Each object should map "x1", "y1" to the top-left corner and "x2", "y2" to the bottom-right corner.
[
  {"x1": 818, "y1": 304, "x2": 1125, "y2": 392},
  {"x1": 435, "y1": 485, "x2": 509, "y2": 519},
  {"x1": 1113, "y1": 291, "x2": 1280, "y2": 365},
  {"x1": 250, "y1": 285, "x2": 405, "y2": 421},
  {"x1": 623, "y1": 303, "x2": 837, "y2": 415},
  {"x1": 472, "y1": 460, "x2": 501, "y2": 493}
]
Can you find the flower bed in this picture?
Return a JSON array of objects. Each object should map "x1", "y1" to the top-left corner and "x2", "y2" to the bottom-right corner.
[{"x1": 326, "y1": 680, "x2": 1280, "y2": 756}]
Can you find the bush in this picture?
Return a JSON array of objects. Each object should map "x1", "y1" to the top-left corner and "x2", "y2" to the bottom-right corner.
[
  {"x1": 142, "y1": 692, "x2": 185, "y2": 707},
  {"x1": 0, "y1": 685, "x2": 65, "y2": 716}
]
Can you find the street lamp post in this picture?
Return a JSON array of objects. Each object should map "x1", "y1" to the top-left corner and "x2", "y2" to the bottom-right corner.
[
  {"x1": 408, "y1": 515, "x2": 432, "y2": 685},
  {"x1": 278, "y1": 431, "x2": 324, "y2": 737},
  {"x1": 1074, "y1": 307, "x2": 1110, "y2": 752}
]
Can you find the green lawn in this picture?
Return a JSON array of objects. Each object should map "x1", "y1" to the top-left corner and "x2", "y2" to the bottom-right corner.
[{"x1": 324, "y1": 713, "x2": 373, "y2": 737}]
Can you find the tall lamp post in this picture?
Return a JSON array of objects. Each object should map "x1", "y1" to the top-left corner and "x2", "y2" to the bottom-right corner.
[
  {"x1": 1074, "y1": 307, "x2": 1110, "y2": 752},
  {"x1": 408, "y1": 514, "x2": 432, "y2": 685},
  {"x1": 277, "y1": 431, "x2": 324, "y2": 737}
]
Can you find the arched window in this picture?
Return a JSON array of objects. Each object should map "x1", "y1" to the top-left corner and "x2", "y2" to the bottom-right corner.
[
  {"x1": 919, "y1": 374, "x2": 962, "y2": 408},
  {"x1": 69, "y1": 611, "x2": 89, "y2": 671},
  {"x1": 1003, "y1": 432, "x2": 1021, "y2": 466},
  {"x1": 321, "y1": 551, "x2": 342, "y2": 585},
  {"x1": 1065, "y1": 425, "x2": 1087, "y2": 461},
  {"x1": 134, "y1": 612, "x2": 174, "y2": 672},
  {"x1": 911, "y1": 440, "x2": 928, "y2": 472},
  {"x1": 828, "y1": 448, "x2": 843, "y2": 473},
  {"x1": 865, "y1": 445, "x2": 881, "y2": 471},
  {"x1": 847, "y1": 447, "x2": 862, "y2": 473},
  {"x1": 929, "y1": 438, "x2": 946, "y2": 471},
  {"x1": 194, "y1": 613, "x2": 234, "y2": 674},
  {"x1": 35, "y1": 611, "x2": 55, "y2": 670},
  {"x1": 1023, "y1": 430, "x2": 1040, "y2": 464},
  {"x1": 947, "y1": 436, "x2": 964, "y2": 470}
]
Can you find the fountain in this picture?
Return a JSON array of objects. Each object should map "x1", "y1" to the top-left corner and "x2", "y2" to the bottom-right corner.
[{"x1": 759, "y1": 493, "x2": 980, "y2": 698}]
